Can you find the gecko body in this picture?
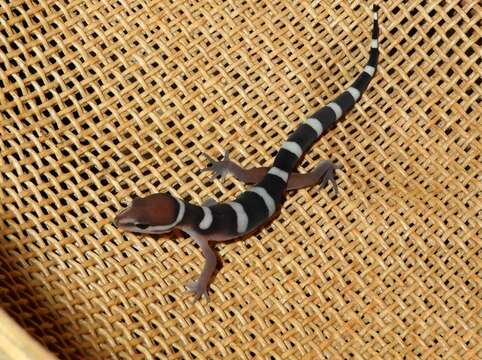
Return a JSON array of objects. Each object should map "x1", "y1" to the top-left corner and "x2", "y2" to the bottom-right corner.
[{"x1": 115, "y1": 6, "x2": 379, "y2": 299}]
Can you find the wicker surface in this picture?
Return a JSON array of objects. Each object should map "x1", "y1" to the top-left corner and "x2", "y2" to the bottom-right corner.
[
  {"x1": 0, "y1": 0, "x2": 480, "y2": 358},
  {"x1": 0, "y1": 308, "x2": 57, "y2": 360}
]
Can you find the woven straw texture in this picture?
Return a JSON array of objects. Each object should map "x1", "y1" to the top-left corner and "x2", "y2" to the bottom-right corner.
[
  {"x1": 0, "y1": 308, "x2": 56, "y2": 360},
  {"x1": 0, "y1": 0, "x2": 480, "y2": 358}
]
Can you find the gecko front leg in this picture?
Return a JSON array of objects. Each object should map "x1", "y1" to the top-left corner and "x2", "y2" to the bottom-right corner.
[{"x1": 186, "y1": 236, "x2": 217, "y2": 300}]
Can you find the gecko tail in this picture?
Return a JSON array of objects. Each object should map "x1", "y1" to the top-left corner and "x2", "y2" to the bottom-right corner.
[
  {"x1": 271, "y1": 4, "x2": 380, "y2": 173},
  {"x1": 232, "y1": 6, "x2": 380, "y2": 232}
]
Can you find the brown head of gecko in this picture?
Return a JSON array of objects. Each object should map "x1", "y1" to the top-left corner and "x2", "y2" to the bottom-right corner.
[{"x1": 114, "y1": 193, "x2": 185, "y2": 234}]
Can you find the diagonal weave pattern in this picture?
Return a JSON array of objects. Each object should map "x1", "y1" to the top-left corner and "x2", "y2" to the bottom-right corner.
[{"x1": 0, "y1": 0, "x2": 480, "y2": 358}]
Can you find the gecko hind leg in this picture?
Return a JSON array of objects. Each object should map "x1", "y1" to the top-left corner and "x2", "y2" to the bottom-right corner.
[
  {"x1": 312, "y1": 160, "x2": 342, "y2": 194},
  {"x1": 200, "y1": 150, "x2": 232, "y2": 182},
  {"x1": 201, "y1": 152, "x2": 342, "y2": 192},
  {"x1": 200, "y1": 150, "x2": 269, "y2": 184}
]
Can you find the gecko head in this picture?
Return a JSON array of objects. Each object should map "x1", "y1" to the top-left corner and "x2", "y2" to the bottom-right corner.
[{"x1": 114, "y1": 193, "x2": 185, "y2": 234}]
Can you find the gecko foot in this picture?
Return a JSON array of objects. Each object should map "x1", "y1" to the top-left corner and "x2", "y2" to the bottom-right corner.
[
  {"x1": 200, "y1": 150, "x2": 231, "y2": 182},
  {"x1": 186, "y1": 280, "x2": 209, "y2": 301},
  {"x1": 317, "y1": 160, "x2": 342, "y2": 194}
]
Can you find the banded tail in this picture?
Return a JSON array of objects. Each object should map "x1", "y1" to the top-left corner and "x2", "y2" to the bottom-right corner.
[{"x1": 233, "y1": 5, "x2": 379, "y2": 231}]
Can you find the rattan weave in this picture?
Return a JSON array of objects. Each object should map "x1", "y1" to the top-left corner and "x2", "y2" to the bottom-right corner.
[{"x1": 0, "y1": 0, "x2": 480, "y2": 358}]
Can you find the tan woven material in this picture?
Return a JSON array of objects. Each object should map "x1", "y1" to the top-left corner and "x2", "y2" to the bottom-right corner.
[
  {"x1": 0, "y1": 0, "x2": 480, "y2": 358},
  {"x1": 0, "y1": 308, "x2": 57, "y2": 360}
]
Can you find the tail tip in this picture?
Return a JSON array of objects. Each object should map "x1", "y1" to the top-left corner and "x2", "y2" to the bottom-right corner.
[{"x1": 372, "y1": 5, "x2": 379, "y2": 12}]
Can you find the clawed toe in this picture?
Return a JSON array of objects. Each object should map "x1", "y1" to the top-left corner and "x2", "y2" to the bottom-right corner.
[
  {"x1": 186, "y1": 280, "x2": 209, "y2": 301},
  {"x1": 318, "y1": 160, "x2": 341, "y2": 194},
  {"x1": 329, "y1": 178, "x2": 338, "y2": 194},
  {"x1": 200, "y1": 153, "x2": 215, "y2": 172},
  {"x1": 201, "y1": 150, "x2": 231, "y2": 181}
]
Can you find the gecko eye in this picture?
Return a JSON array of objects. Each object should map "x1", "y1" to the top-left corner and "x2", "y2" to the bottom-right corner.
[{"x1": 135, "y1": 223, "x2": 150, "y2": 229}]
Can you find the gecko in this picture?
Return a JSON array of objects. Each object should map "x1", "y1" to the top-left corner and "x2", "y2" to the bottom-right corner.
[{"x1": 114, "y1": 5, "x2": 379, "y2": 300}]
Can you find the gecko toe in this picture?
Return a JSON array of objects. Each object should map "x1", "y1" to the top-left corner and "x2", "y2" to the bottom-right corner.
[
  {"x1": 223, "y1": 150, "x2": 230, "y2": 161},
  {"x1": 330, "y1": 178, "x2": 339, "y2": 194},
  {"x1": 187, "y1": 280, "x2": 210, "y2": 301},
  {"x1": 317, "y1": 160, "x2": 340, "y2": 193},
  {"x1": 186, "y1": 280, "x2": 196, "y2": 291},
  {"x1": 202, "y1": 152, "x2": 216, "y2": 164},
  {"x1": 200, "y1": 152, "x2": 230, "y2": 182}
]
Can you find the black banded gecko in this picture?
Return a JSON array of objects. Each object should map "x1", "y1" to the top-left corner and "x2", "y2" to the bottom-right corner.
[{"x1": 115, "y1": 5, "x2": 379, "y2": 300}]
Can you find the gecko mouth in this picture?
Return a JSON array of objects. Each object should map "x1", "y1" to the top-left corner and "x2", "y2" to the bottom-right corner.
[
  {"x1": 114, "y1": 217, "x2": 172, "y2": 234},
  {"x1": 113, "y1": 216, "x2": 149, "y2": 230},
  {"x1": 113, "y1": 208, "x2": 148, "y2": 229},
  {"x1": 113, "y1": 207, "x2": 128, "y2": 227}
]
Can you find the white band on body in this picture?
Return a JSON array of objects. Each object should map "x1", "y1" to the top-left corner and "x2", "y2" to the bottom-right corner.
[
  {"x1": 267, "y1": 167, "x2": 289, "y2": 182},
  {"x1": 281, "y1": 141, "x2": 303, "y2": 158},
  {"x1": 327, "y1": 102, "x2": 342, "y2": 120},
  {"x1": 199, "y1": 206, "x2": 213, "y2": 230},
  {"x1": 364, "y1": 65, "x2": 375, "y2": 76},
  {"x1": 228, "y1": 202, "x2": 249, "y2": 233},
  {"x1": 304, "y1": 117, "x2": 323, "y2": 136},
  {"x1": 347, "y1": 87, "x2": 360, "y2": 101},
  {"x1": 249, "y1": 187, "x2": 276, "y2": 216}
]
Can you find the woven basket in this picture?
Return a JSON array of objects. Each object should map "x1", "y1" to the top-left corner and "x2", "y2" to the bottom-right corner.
[{"x1": 0, "y1": 1, "x2": 480, "y2": 358}]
